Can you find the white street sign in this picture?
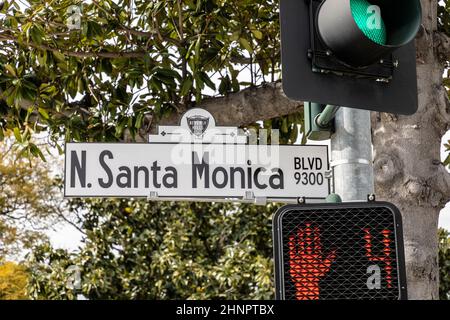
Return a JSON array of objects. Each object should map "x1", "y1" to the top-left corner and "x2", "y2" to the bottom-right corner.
[{"x1": 64, "y1": 109, "x2": 330, "y2": 202}]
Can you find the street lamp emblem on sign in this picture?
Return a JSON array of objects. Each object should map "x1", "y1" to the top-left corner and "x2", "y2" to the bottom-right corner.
[{"x1": 187, "y1": 115, "x2": 210, "y2": 137}]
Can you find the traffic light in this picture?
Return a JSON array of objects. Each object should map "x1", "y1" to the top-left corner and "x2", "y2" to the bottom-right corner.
[
  {"x1": 272, "y1": 202, "x2": 407, "y2": 300},
  {"x1": 280, "y1": 0, "x2": 422, "y2": 114}
]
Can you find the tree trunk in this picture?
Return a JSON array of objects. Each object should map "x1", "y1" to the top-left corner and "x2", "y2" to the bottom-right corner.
[{"x1": 372, "y1": 0, "x2": 450, "y2": 299}]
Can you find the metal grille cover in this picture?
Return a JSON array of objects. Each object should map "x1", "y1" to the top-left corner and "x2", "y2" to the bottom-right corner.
[{"x1": 272, "y1": 202, "x2": 407, "y2": 300}]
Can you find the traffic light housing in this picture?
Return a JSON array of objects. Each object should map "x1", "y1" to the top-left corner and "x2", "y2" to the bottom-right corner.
[
  {"x1": 280, "y1": 0, "x2": 422, "y2": 115},
  {"x1": 272, "y1": 202, "x2": 407, "y2": 300}
]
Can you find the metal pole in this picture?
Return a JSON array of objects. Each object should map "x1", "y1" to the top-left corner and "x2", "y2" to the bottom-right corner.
[
  {"x1": 331, "y1": 107, "x2": 374, "y2": 201},
  {"x1": 316, "y1": 105, "x2": 340, "y2": 128}
]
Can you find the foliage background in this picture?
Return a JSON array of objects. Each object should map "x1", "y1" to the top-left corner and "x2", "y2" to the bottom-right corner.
[
  {"x1": 0, "y1": 135, "x2": 66, "y2": 260},
  {"x1": 27, "y1": 201, "x2": 277, "y2": 299},
  {"x1": 0, "y1": 261, "x2": 28, "y2": 299},
  {"x1": 439, "y1": 229, "x2": 450, "y2": 300}
]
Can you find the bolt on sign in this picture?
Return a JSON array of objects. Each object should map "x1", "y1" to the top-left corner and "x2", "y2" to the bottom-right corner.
[
  {"x1": 273, "y1": 202, "x2": 408, "y2": 300},
  {"x1": 64, "y1": 109, "x2": 330, "y2": 202}
]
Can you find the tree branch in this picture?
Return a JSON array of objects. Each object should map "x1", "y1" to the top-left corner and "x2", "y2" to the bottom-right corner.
[
  {"x1": 55, "y1": 206, "x2": 86, "y2": 236},
  {"x1": 146, "y1": 82, "x2": 303, "y2": 136},
  {"x1": 0, "y1": 32, "x2": 147, "y2": 59}
]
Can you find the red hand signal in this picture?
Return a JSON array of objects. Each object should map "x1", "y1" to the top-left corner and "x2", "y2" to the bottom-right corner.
[{"x1": 288, "y1": 223, "x2": 336, "y2": 300}]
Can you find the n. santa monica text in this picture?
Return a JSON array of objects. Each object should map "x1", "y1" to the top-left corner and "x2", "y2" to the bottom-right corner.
[{"x1": 70, "y1": 150, "x2": 285, "y2": 190}]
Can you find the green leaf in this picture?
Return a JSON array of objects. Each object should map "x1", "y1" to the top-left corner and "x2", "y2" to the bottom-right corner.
[
  {"x1": 281, "y1": 117, "x2": 288, "y2": 133},
  {"x1": 56, "y1": 143, "x2": 64, "y2": 155},
  {"x1": 38, "y1": 108, "x2": 50, "y2": 120},
  {"x1": 30, "y1": 25, "x2": 44, "y2": 45},
  {"x1": 180, "y1": 77, "x2": 193, "y2": 96},
  {"x1": 199, "y1": 72, "x2": 215, "y2": 90},
  {"x1": 53, "y1": 51, "x2": 66, "y2": 62},
  {"x1": 444, "y1": 154, "x2": 450, "y2": 167},
  {"x1": 251, "y1": 29, "x2": 263, "y2": 40},
  {"x1": 30, "y1": 143, "x2": 46, "y2": 162},
  {"x1": 4, "y1": 64, "x2": 16, "y2": 77},
  {"x1": 101, "y1": 59, "x2": 113, "y2": 74},
  {"x1": 13, "y1": 127, "x2": 22, "y2": 143},
  {"x1": 239, "y1": 38, "x2": 253, "y2": 54},
  {"x1": 154, "y1": 68, "x2": 181, "y2": 80},
  {"x1": 194, "y1": 36, "x2": 202, "y2": 63},
  {"x1": 135, "y1": 112, "x2": 144, "y2": 129},
  {"x1": 218, "y1": 76, "x2": 231, "y2": 95}
]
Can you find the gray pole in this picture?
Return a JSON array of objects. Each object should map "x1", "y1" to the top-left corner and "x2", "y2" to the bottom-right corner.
[{"x1": 331, "y1": 108, "x2": 374, "y2": 201}]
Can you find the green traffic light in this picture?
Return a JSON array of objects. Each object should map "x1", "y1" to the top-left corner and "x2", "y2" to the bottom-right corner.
[{"x1": 350, "y1": 0, "x2": 387, "y2": 45}]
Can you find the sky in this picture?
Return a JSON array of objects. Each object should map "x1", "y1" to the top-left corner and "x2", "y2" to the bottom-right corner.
[
  {"x1": 440, "y1": 205, "x2": 450, "y2": 231},
  {"x1": 48, "y1": 225, "x2": 83, "y2": 251}
]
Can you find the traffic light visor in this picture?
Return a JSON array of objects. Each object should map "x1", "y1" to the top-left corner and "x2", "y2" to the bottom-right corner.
[{"x1": 317, "y1": 0, "x2": 422, "y2": 66}]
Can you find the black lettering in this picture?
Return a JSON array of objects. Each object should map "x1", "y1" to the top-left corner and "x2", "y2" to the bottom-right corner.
[
  {"x1": 212, "y1": 167, "x2": 228, "y2": 189},
  {"x1": 192, "y1": 152, "x2": 209, "y2": 188},
  {"x1": 151, "y1": 161, "x2": 161, "y2": 188},
  {"x1": 316, "y1": 158, "x2": 323, "y2": 170},
  {"x1": 163, "y1": 167, "x2": 178, "y2": 188},
  {"x1": 302, "y1": 172, "x2": 308, "y2": 185},
  {"x1": 309, "y1": 172, "x2": 316, "y2": 185},
  {"x1": 294, "y1": 157, "x2": 301, "y2": 170},
  {"x1": 247, "y1": 166, "x2": 252, "y2": 189},
  {"x1": 117, "y1": 166, "x2": 132, "y2": 188},
  {"x1": 308, "y1": 157, "x2": 315, "y2": 170},
  {"x1": 230, "y1": 167, "x2": 245, "y2": 188},
  {"x1": 270, "y1": 168, "x2": 284, "y2": 189},
  {"x1": 70, "y1": 150, "x2": 86, "y2": 187},
  {"x1": 317, "y1": 173, "x2": 324, "y2": 185},
  {"x1": 254, "y1": 167, "x2": 268, "y2": 189},
  {"x1": 98, "y1": 150, "x2": 113, "y2": 188},
  {"x1": 134, "y1": 166, "x2": 149, "y2": 188}
]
